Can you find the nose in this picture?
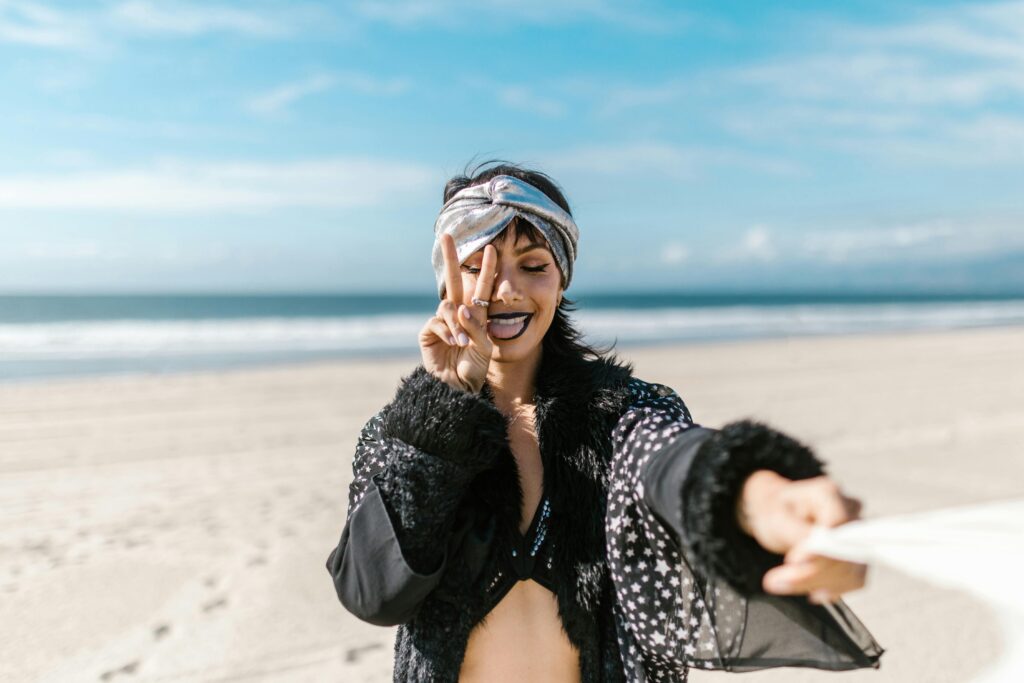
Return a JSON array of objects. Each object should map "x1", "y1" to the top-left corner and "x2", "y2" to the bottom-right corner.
[{"x1": 492, "y1": 261, "x2": 523, "y2": 303}]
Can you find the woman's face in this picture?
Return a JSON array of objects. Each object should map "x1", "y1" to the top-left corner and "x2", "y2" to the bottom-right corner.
[{"x1": 459, "y1": 224, "x2": 563, "y2": 364}]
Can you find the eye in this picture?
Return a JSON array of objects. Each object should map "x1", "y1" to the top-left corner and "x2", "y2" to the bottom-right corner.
[
  {"x1": 461, "y1": 265, "x2": 481, "y2": 275},
  {"x1": 524, "y1": 264, "x2": 549, "y2": 273}
]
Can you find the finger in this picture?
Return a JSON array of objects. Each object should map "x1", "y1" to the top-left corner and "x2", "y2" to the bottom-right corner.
[
  {"x1": 475, "y1": 243, "x2": 498, "y2": 307},
  {"x1": 808, "y1": 589, "x2": 836, "y2": 605},
  {"x1": 459, "y1": 304, "x2": 489, "y2": 347},
  {"x1": 422, "y1": 317, "x2": 456, "y2": 346},
  {"x1": 763, "y1": 556, "x2": 826, "y2": 594},
  {"x1": 766, "y1": 557, "x2": 865, "y2": 595},
  {"x1": 784, "y1": 541, "x2": 818, "y2": 565},
  {"x1": 767, "y1": 511, "x2": 815, "y2": 554},
  {"x1": 811, "y1": 480, "x2": 854, "y2": 528},
  {"x1": 438, "y1": 302, "x2": 469, "y2": 346},
  {"x1": 441, "y1": 233, "x2": 463, "y2": 305}
]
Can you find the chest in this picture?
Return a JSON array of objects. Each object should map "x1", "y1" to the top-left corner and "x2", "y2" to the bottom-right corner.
[
  {"x1": 462, "y1": 408, "x2": 582, "y2": 680},
  {"x1": 506, "y1": 407, "x2": 544, "y2": 535}
]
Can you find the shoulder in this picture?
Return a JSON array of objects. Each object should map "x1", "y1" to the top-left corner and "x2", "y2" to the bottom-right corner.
[
  {"x1": 543, "y1": 350, "x2": 694, "y2": 424},
  {"x1": 625, "y1": 376, "x2": 677, "y2": 401},
  {"x1": 618, "y1": 375, "x2": 695, "y2": 427},
  {"x1": 570, "y1": 351, "x2": 693, "y2": 417}
]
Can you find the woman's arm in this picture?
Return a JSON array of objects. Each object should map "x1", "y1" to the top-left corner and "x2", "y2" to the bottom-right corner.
[
  {"x1": 607, "y1": 378, "x2": 883, "y2": 675},
  {"x1": 325, "y1": 364, "x2": 508, "y2": 626},
  {"x1": 668, "y1": 418, "x2": 827, "y2": 593}
]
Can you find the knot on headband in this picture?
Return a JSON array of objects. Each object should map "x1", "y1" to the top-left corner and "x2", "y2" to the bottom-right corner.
[{"x1": 432, "y1": 174, "x2": 579, "y2": 300}]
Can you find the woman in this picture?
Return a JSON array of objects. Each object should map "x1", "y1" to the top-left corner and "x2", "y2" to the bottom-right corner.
[{"x1": 326, "y1": 163, "x2": 884, "y2": 682}]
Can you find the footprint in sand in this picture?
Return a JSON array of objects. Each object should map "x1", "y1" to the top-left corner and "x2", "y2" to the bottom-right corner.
[
  {"x1": 344, "y1": 643, "x2": 383, "y2": 664},
  {"x1": 153, "y1": 623, "x2": 171, "y2": 640},
  {"x1": 246, "y1": 554, "x2": 267, "y2": 567},
  {"x1": 203, "y1": 575, "x2": 218, "y2": 588},
  {"x1": 202, "y1": 596, "x2": 228, "y2": 613},
  {"x1": 99, "y1": 660, "x2": 138, "y2": 680}
]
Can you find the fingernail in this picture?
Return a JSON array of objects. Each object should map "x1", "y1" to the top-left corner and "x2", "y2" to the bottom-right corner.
[
  {"x1": 458, "y1": 333, "x2": 469, "y2": 346},
  {"x1": 448, "y1": 335, "x2": 456, "y2": 345}
]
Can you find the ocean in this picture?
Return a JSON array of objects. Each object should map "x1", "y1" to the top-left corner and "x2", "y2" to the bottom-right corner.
[{"x1": 2, "y1": 292, "x2": 1023, "y2": 383}]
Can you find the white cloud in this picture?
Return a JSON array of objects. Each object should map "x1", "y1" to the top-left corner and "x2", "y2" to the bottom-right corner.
[
  {"x1": 540, "y1": 143, "x2": 695, "y2": 180},
  {"x1": 0, "y1": 0, "x2": 92, "y2": 49},
  {"x1": 0, "y1": 157, "x2": 437, "y2": 211},
  {"x1": 0, "y1": 0, "x2": 312, "y2": 51},
  {"x1": 535, "y1": 142, "x2": 800, "y2": 181},
  {"x1": 109, "y1": 1, "x2": 288, "y2": 37},
  {"x1": 733, "y1": 52, "x2": 1024, "y2": 107},
  {"x1": 578, "y1": 77, "x2": 694, "y2": 118},
  {"x1": 740, "y1": 225, "x2": 776, "y2": 262},
  {"x1": 661, "y1": 243, "x2": 689, "y2": 265},
  {"x1": 841, "y1": 3, "x2": 1024, "y2": 64},
  {"x1": 350, "y1": 0, "x2": 689, "y2": 33},
  {"x1": 248, "y1": 72, "x2": 411, "y2": 115},
  {"x1": 717, "y1": 1, "x2": 1024, "y2": 165},
  {"x1": 706, "y1": 225, "x2": 778, "y2": 265},
  {"x1": 802, "y1": 223, "x2": 958, "y2": 263},
  {"x1": 459, "y1": 76, "x2": 569, "y2": 118},
  {"x1": 495, "y1": 85, "x2": 566, "y2": 118},
  {"x1": 331, "y1": 71, "x2": 411, "y2": 97},
  {"x1": 704, "y1": 218, "x2": 1024, "y2": 268},
  {"x1": 0, "y1": 240, "x2": 236, "y2": 271},
  {"x1": 19, "y1": 240, "x2": 103, "y2": 260},
  {"x1": 721, "y1": 104, "x2": 922, "y2": 138},
  {"x1": 248, "y1": 74, "x2": 336, "y2": 116}
]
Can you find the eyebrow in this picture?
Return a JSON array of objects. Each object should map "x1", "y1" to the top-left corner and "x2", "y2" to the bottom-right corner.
[{"x1": 513, "y1": 242, "x2": 548, "y2": 256}]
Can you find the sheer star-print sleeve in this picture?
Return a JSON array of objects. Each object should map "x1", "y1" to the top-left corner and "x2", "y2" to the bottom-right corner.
[{"x1": 605, "y1": 377, "x2": 884, "y2": 680}]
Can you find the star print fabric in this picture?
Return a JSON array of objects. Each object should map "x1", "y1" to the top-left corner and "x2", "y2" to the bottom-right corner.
[
  {"x1": 606, "y1": 378, "x2": 884, "y2": 680},
  {"x1": 607, "y1": 379, "x2": 711, "y2": 680}
]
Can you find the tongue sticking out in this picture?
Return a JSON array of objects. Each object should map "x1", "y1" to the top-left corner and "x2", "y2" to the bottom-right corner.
[{"x1": 487, "y1": 316, "x2": 529, "y2": 340}]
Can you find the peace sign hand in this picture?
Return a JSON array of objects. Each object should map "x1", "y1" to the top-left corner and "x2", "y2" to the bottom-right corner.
[{"x1": 419, "y1": 233, "x2": 497, "y2": 393}]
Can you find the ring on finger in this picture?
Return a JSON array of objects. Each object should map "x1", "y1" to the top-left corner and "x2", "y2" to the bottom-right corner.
[{"x1": 471, "y1": 297, "x2": 489, "y2": 307}]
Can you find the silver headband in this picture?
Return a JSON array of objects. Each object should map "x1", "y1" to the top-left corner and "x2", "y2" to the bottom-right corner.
[{"x1": 432, "y1": 174, "x2": 579, "y2": 300}]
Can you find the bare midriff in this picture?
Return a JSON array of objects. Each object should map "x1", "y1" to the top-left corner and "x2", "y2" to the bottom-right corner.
[
  {"x1": 458, "y1": 403, "x2": 582, "y2": 682},
  {"x1": 459, "y1": 579, "x2": 581, "y2": 682}
]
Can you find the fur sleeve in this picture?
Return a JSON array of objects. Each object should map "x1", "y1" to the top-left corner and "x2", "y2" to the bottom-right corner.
[
  {"x1": 327, "y1": 366, "x2": 511, "y2": 624},
  {"x1": 357, "y1": 365, "x2": 509, "y2": 574},
  {"x1": 680, "y1": 419, "x2": 825, "y2": 594},
  {"x1": 379, "y1": 364, "x2": 509, "y2": 468}
]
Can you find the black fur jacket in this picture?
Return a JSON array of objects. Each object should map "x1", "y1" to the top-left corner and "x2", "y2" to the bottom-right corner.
[{"x1": 326, "y1": 349, "x2": 884, "y2": 681}]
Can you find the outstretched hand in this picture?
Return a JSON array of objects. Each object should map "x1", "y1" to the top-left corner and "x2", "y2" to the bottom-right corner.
[
  {"x1": 419, "y1": 233, "x2": 497, "y2": 393},
  {"x1": 737, "y1": 470, "x2": 868, "y2": 604}
]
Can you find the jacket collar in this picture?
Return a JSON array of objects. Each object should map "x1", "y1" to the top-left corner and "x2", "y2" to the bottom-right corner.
[{"x1": 476, "y1": 345, "x2": 636, "y2": 547}]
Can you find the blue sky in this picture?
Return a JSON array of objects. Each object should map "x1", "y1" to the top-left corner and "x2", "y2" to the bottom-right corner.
[{"x1": 1, "y1": 0, "x2": 1023, "y2": 294}]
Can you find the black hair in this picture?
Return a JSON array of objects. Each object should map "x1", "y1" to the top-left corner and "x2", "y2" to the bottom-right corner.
[{"x1": 443, "y1": 159, "x2": 621, "y2": 364}]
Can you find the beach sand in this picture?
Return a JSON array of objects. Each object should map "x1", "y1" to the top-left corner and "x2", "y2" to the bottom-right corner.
[{"x1": 2, "y1": 326, "x2": 1022, "y2": 682}]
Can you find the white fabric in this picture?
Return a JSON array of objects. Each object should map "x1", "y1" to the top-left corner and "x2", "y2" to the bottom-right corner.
[{"x1": 803, "y1": 499, "x2": 1024, "y2": 683}]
